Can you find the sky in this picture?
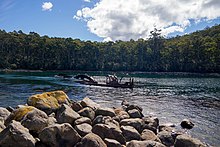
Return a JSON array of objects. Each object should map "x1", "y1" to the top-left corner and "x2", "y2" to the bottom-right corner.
[{"x1": 0, "y1": 0, "x2": 220, "y2": 42}]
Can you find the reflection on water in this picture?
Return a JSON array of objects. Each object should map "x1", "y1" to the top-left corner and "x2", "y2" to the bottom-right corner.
[{"x1": 0, "y1": 71, "x2": 219, "y2": 146}]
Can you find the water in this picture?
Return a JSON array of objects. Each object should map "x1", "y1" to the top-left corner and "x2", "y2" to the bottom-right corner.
[{"x1": 0, "y1": 71, "x2": 219, "y2": 146}]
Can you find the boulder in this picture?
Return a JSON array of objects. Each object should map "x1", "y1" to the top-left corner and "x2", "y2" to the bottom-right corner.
[
  {"x1": 56, "y1": 104, "x2": 80, "y2": 124},
  {"x1": 157, "y1": 131, "x2": 174, "y2": 146},
  {"x1": 0, "y1": 107, "x2": 10, "y2": 123},
  {"x1": 95, "y1": 107, "x2": 116, "y2": 117},
  {"x1": 121, "y1": 125, "x2": 141, "y2": 141},
  {"x1": 180, "y1": 119, "x2": 194, "y2": 129},
  {"x1": 4, "y1": 106, "x2": 35, "y2": 126},
  {"x1": 141, "y1": 129, "x2": 161, "y2": 143},
  {"x1": 75, "y1": 123, "x2": 92, "y2": 136},
  {"x1": 104, "y1": 138, "x2": 122, "y2": 147},
  {"x1": 142, "y1": 116, "x2": 159, "y2": 134},
  {"x1": 126, "y1": 140, "x2": 166, "y2": 147},
  {"x1": 39, "y1": 123, "x2": 81, "y2": 147},
  {"x1": 126, "y1": 105, "x2": 143, "y2": 112},
  {"x1": 92, "y1": 124, "x2": 126, "y2": 145},
  {"x1": 78, "y1": 107, "x2": 95, "y2": 120},
  {"x1": 159, "y1": 123, "x2": 175, "y2": 132},
  {"x1": 0, "y1": 120, "x2": 36, "y2": 147},
  {"x1": 80, "y1": 97, "x2": 100, "y2": 110},
  {"x1": 120, "y1": 118, "x2": 144, "y2": 132},
  {"x1": 114, "y1": 107, "x2": 130, "y2": 121},
  {"x1": 174, "y1": 134, "x2": 206, "y2": 147},
  {"x1": 75, "y1": 117, "x2": 92, "y2": 125},
  {"x1": 21, "y1": 108, "x2": 54, "y2": 134},
  {"x1": 75, "y1": 133, "x2": 107, "y2": 147},
  {"x1": 27, "y1": 91, "x2": 70, "y2": 114},
  {"x1": 121, "y1": 99, "x2": 129, "y2": 106},
  {"x1": 128, "y1": 109, "x2": 143, "y2": 118},
  {"x1": 71, "y1": 101, "x2": 83, "y2": 112},
  {"x1": 0, "y1": 122, "x2": 5, "y2": 132},
  {"x1": 93, "y1": 115, "x2": 120, "y2": 128}
]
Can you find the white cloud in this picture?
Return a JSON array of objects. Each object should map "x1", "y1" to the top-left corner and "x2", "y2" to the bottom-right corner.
[
  {"x1": 84, "y1": 0, "x2": 91, "y2": 2},
  {"x1": 74, "y1": 0, "x2": 220, "y2": 41},
  {"x1": 42, "y1": 2, "x2": 53, "y2": 11}
]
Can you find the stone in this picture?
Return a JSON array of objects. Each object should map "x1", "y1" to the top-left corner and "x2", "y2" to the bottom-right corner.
[
  {"x1": 27, "y1": 91, "x2": 70, "y2": 114},
  {"x1": 174, "y1": 134, "x2": 206, "y2": 147},
  {"x1": 75, "y1": 123, "x2": 92, "y2": 136},
  {"x1": 157, "y1": 131, "x2": 174, "y2": 146},
  {"x1": 180, "y1": 119, "x2": 194, "y2": 129},
  {"x1": 39, "y1": 123, "x2": 81, "y2": 147},
  {"x1": 80, "y1": 97, "x2": 100, "y2": 110},
  {"x1": 141, "y1": 129, "x2": 161, "y2": 143},
  {"x1": 104, "y1": 138, "x2": 122, "y2": 147},
  {"x1": 0, "y1": 122, "x2": 5, "y2": 132},
  {"x1": 0, "y1": 107, "x2": 10, "y2": 123},
  {"x1": 56, "y1": 104, "x2": 80, "y2": 124},
  {"x1": 121, "y1": 99, "x2": 129, "y2": 106},
  {"x1": 114, "y1": 107, "x2": 130, "y2": 121},
  {"x1": 121, "y1": 125, "x2": 141, "y2": 141},
  {"x1": 71, "y1": 101, "x2": 83, "y2": 112},
  {"x1": 142, "y1": 116, "x2": 159, "y2": 134},
  {"x1": 126, "y1": 140, "x2": 166, "y2": 147},
  {"x1": 95, "y1": 107, "x2": 116, "y2": 117},
  {"x1": 21, "y1": 108, "x2": 54, "y2": 134},
  {"x1": 75, "y1": 133, "x2": 107, "y2": 147},
  {"x1": 128, "y1": 109, "x2": 143, "y2": 118},
  {"x1": 75, "y1": 117, "x2": 92, "y2": 125},
  {"x1": 4, "y1": 106, "x2": 35, "y2": 126},
  {"x1": 93, "y1": 115, "x2": 120, "y2": 128},
  {"x1": 126, "y1": 105, "x2": 143, "y2": 112},
  {"x1": 0, "y1": 120, "x2": 36, "y2": 147},
  {"x1": 92, "y1": 124, "x2": 126, "y2": 145},
  {"x1": 78, "y1": 107, "x2": 95, "y2": 120},
  {"x1": 159, "y1": 124, "x2": 175, "y2": 132},
  {"x1": 120, "y1": 118, "x2": 144, "y2": 132}
]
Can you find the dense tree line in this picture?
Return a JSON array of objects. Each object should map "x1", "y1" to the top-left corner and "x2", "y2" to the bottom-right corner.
[{"x1": 0, "y1": 25, "x2": 219, "y2": 73}]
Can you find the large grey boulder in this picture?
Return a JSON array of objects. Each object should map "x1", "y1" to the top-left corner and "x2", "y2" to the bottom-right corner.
[
  {"x1": 141, "y1": 129, "x2": 161, "y2": 142},
  {"x1": 92, "y1": 124, "x2": 126, "y2": 145},
  {"x1": 78, "y1": 107, "x2": 95, "y2": 120},
  {"x1": 174, "y1": 134, "x2": 206, "y2": 147},
  {"x1": 75, "y1": 117, "x2": 92, "y2": 125},
  {"x1": 39, "y1": 123, "x2": 81, "y2": 147},
  {"x1": 157, "y1": 130, "x2": 174, "y2": 146},
  {"x1": 93, "y1": 115, "x2": 120, "y2": 129},
  {"x1": 121, "y1": 125, "x2": 141, "y2": 141},
  {"x1": 126, "y1": 140, "x2": 166, "y2": 147},
  {"x1": 95, "y1": 107, "x2": 116, "y2": 117},
  {"x1": 120, "y1": 118, "x2": 144, "y2": 132},
  {"x1": 128, "y1": 109, "x2": 143, "y2": 118},
  {"x1": 0, "y1": 107, "x2": 10, "y2": 123},
  {"x1": 56, "y1": 104, "x2": 80, "y2": 124},
  {"x1": 80, "y1": 97, "x2": 100, "y2": 110},
  {"x1": 75, "y1": 123, "x2": 92, "y2": 136},
  {"x1": 75, "y1": 133, "x2": 107, "y2": 147},
  {"x1": 21, "y1": 108, "x2": 55, "y2": 134},
  {"x1": 0, "y1": 120, "x2": 36, "y2": 147}
]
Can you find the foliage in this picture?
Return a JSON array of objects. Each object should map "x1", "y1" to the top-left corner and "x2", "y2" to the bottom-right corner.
[{"x1": 0, "y1": 24, "x2": 219, "y2": 73}]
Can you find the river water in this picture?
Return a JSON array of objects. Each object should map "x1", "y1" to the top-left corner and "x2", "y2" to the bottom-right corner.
[{"x1": 0, "y1": 71, "x2": 219, "y2": 146}]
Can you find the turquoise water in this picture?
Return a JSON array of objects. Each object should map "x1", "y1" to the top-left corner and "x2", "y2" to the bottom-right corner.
[{"x1": 0, "y1": 71, "x2": 219, "y2": 146}]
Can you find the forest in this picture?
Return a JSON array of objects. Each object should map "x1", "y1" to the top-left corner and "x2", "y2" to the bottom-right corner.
[{"x1": 0, "y1": 24, "x2": 219, "y2": 73}]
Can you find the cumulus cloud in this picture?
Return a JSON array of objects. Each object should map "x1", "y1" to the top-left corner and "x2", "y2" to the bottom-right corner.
[
  {"x1": 42, "y1": 2, "x2": 53, "y2": 11},
  {"x1": 84, "y1": 0, "x2": 91, "y2": 2},
  {"x1": 74, "y1": 0, "x2": 220, "y2": 41}
]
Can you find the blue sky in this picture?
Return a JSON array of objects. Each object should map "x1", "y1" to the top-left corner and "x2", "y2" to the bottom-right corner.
[{"x1": 0, "y1": 0, "x2": 220, "y2": 42}]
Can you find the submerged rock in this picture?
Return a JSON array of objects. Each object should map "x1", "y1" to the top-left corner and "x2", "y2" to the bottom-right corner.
[
  {"x1": 0, "y1": 120, "x2": 36, "y2": 147},
  {"x1": 27, "y1": 91, "x2": 70, "y2": 114},
  {"x1": 180, "y1": 119, "x2": 194, "y2": 129},
  {"x1": 39, "y1": 123, "x2": 81, "y2": 147}
]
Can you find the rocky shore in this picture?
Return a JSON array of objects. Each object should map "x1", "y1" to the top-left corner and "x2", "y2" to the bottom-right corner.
[{"x1": 0, "y1": 90, "x2": 206, "y2": 147}]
